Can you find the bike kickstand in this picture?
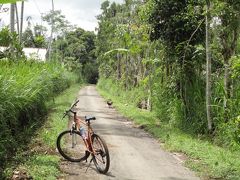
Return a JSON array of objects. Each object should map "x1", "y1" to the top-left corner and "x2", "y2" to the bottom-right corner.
[{"x1": 85, "y1": 157, "x2": 94, "y2": 173}]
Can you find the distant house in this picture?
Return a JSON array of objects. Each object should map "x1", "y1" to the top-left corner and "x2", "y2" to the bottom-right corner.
[
  {"x1": 23, "y1": 48, "x2": 47, "y2": 62},
  {"x1": 0, "y1": 46, "x2": 47, "y2": 62}
]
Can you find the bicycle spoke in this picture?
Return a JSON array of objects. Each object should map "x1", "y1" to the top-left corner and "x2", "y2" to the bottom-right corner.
[{"x1": 94, "y1": 153, "x2": 106, "y2": 164}]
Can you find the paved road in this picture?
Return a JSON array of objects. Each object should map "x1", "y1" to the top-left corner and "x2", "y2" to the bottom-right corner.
[{"x1": 59, "y1": 85, "x2": 199, "y2": 180}]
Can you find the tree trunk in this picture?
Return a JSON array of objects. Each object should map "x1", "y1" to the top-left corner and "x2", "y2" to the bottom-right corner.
[
  {"x1": 223, "y1": 57, "x2": 230, "y2": 109},
  {"x1": 125, "y1": 54, "x2": 129, "y2": 89},
  {"x1": 117, "y1": 53, "x2": 122, "y2": 80},
  {"x1": 14, "y1": 3, "x2": 19, "y2": 34},
  {"x1": 10, "y1": 4, "x2": 15, "y2": 33},
  {"x1": 206, "y1": 0, "x2": 212, "y2": 132},
  {"x1": 19, "y1": 1, "x2": 24, "y2": 44}
]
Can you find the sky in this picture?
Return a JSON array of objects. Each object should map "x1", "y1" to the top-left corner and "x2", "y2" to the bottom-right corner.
[{"x1": 0, "y1": 0, "x2": 124, "y2": 32}]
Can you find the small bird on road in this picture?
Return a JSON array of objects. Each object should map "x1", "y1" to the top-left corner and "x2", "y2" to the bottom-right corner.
[{"x1": 107, "y1": 99, "x2": 113, "y2": 108}]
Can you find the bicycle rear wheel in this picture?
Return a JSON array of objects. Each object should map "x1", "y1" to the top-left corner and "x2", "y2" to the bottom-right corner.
[
  {"x1": 92, "y1": 134, "x2": 110, "y2": 174},
  {"x1": 57, "y1": 130, "x2": 89, "y2": 162}
]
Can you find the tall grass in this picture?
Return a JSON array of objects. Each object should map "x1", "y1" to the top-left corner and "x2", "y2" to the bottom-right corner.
[
  {"x1": 3, "y1": 84, "x2": 82, "y2": 179},
  {"x1": 0, "y1": 59, "x2": 77, "y2": 173}
]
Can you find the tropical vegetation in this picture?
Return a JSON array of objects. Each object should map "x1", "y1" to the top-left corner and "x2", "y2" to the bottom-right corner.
[
  {"x1": 96, "y1": 1, "x2": 240, "y2": 178},
  {"x1": 96, "y1": 0, "x2": 240, "y2": 149}
]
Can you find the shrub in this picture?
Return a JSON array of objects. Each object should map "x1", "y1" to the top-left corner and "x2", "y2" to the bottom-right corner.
[{"x1": 0, "y1": 59, "x2": 76, "y2": 172}]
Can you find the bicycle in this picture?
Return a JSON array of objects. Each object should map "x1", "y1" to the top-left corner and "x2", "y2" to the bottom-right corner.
[{"x1": 56, "y1": 100, "x2": 110, "y2": 174}]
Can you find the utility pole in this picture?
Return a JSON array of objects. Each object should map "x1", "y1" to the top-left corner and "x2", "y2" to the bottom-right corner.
[
  {"x1": 10, "y1": 3, "x2": 15, "y2": 33},
  {"x1": 14, "y1": 3, "x2": 19, "y2": 34},
  {"x1": 206, "y1": 0, "x2": 212, "y2": 132},
  {"x1": 47, "y1": 0, "x2": 54, "y2": 60},
  {"x1": 19, "y1": 1, "x2": 24, "y2": 44}
]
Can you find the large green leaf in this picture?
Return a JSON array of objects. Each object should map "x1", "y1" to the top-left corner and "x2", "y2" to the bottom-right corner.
[
  {"x1": 104, "y1": 48, "x2": 129, "y2": 56},
  {"x1": 0, "y1": 0, "x2": 23, "y2": 4}
]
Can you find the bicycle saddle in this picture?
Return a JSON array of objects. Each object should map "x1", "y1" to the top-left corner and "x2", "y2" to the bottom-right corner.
[{"x1": 85, "y1": 116, "x2": 96, "y2": 121}]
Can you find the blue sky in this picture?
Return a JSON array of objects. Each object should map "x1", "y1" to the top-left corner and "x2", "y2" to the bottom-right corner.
[{"x1": 0, "y1": 0, "x2": 124, "y2": 32}]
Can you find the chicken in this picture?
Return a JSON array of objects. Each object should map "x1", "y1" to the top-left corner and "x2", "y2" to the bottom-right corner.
[{"x1": 107, "y1": 99, "x2": 113, "y2": 108}]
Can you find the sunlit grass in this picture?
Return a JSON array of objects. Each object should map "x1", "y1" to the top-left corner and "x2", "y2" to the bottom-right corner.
[{"x1": 21, "y1": 155, "x2": 60, "y2": 180}]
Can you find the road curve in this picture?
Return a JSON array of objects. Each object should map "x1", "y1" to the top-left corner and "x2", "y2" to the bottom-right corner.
[{"x1": 59, "y1": 85, "x2": 199, "y2": 180}]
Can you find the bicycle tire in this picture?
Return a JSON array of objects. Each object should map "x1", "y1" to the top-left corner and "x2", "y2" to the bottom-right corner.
[
  {"x1": 56, "y1": 130, "x2": 89, "y2": 162},
  {"x1": 91, "y1": 134, "x2": 110, "y2": 174}
]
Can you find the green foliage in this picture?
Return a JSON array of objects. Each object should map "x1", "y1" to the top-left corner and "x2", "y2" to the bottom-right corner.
[
  {"x1": 83, "y1": 62, "x2": 99, "y2": 84},
  {"x1": 0, "y1": 59, "x2": 77, "y2": 178},
  {"x1": 232, "y1": 56, "x2": 240, "y2": 78},
  {"x1": 146, "y1": 0, "x2": 208, "y2": 133},
  {"x1": 96, "y1": 0, "x2": 240, "y2": 151},
  {"x1": 34, "y1": 24, "x2": 47, "y2": 37},
  {"x1": 52, "y1": 28, "x2": 98, "y2": 83},
  {"x1": 0, "y1": 27, "x2": 12, "y2": 47},
  {"x1": 149, "y1": 0, "x2": 205, "y2": 48},
  {"x1": 98, "y1": 78, "x2": 150, "y2": 111},
  {"x1": 34, "y1": 35, "x2": 46, "y2": 48},
  {"x1": 22, "y1": 28, "x2": 35, "y2": 47},
  {"x1": 22, "y1": 27, "x2": 46, "y2": 48},
  {"x1": 0, "y1": 27, "x2": 24, "y2": 59},
  {"x1": 212, "y1": 56, "x2": 240, "y2": 149},
  {"x1": 57, "y1": 28, "x2": 96, "y2": 64},
  {"x1": 152, "y1": 79, "x2": 183, "y2": 126},
  {"x1": 42, "y1": 10, "x2": 72, "y2": 36},
  {"x1": 20, "y1": 155, "x2": 60, "y2": 180}
]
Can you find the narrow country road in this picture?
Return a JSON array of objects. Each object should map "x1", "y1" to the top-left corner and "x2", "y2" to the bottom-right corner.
[{"x1": 59, "y1": 85, "x2": 199, "y2": 180}]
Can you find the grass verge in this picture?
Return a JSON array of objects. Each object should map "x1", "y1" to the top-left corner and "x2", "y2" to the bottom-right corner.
[
  {"x1": 4, "y1": 83, "x2": 82, "y2": 179},
  {"x1": 97, "y1": 80, "x2": 240, "y2": 180}
]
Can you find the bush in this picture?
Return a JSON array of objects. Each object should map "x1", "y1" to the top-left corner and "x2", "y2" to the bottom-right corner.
[{"x1": 0, "y1": 59, "x2": 77, "y2": 172}]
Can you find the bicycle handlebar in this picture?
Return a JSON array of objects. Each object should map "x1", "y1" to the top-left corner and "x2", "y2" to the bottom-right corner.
[
  {"x1": 70, "y1": 100, "x2": 79, "y2": 109},
  {"x1": 62, "y1": 100, "x2": 79, "y2": 119}
]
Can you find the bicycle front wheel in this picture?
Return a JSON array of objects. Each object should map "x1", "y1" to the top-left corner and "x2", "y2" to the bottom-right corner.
[
  {"x1": 92, "y1": 134, "x2": 110, "y2": 174},
  {"x1": 57, "y1": 130, "x2": 89, "y2": 162}
]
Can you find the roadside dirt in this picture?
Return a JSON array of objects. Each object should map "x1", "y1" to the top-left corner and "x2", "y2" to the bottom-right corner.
[{"x1": 59, "y1": 85, "x2": 200, "y2": 180}]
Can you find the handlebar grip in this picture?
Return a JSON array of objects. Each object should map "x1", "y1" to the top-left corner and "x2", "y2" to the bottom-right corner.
[
  {"x1": 62, "y1": 100, "x2": 79, "y2": 119},
  {"x1": 70, "y1": 100, "x2": 79, "y2": 109},
  {"x1": 74, "y1": 100, "x2": 79, "y2": 106}
]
